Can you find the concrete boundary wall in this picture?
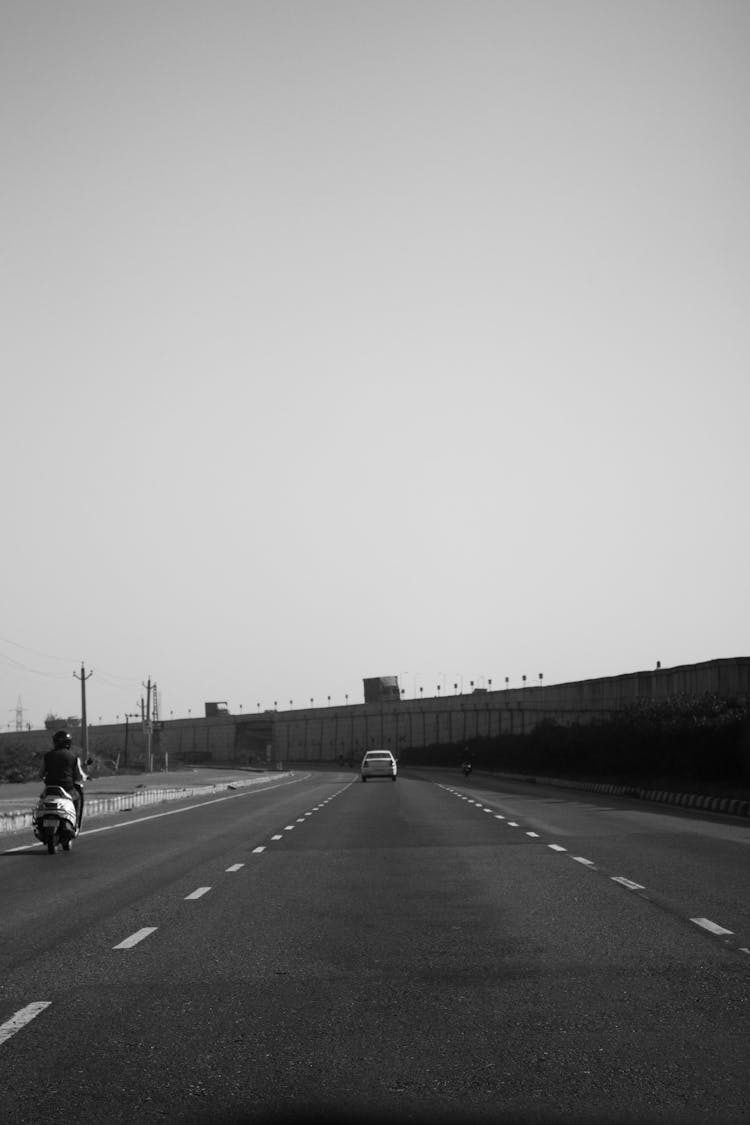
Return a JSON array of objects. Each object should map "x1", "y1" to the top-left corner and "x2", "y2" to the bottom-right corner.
[{"x1": 3, "y1": 656, "x2": 748, "y2": 767}]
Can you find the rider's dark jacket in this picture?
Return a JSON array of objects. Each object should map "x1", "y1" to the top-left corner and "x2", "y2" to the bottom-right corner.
[{"x1": 40, "y1": 747, "x2": 85, "y2": 790}]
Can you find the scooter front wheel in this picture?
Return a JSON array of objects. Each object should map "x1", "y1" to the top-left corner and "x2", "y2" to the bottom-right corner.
[{"x1": 46, "y1": 836, "x2": 56, "y2": 854}]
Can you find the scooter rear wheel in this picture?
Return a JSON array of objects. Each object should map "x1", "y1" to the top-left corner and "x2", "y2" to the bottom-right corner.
[{"x1": 46, "y1": 838, "x2": 56, "y2": 854}]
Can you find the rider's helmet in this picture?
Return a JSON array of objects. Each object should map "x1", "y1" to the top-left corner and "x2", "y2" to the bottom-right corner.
[{"x1": 52, "y1": 730, "x2": 72, "y2": 749}]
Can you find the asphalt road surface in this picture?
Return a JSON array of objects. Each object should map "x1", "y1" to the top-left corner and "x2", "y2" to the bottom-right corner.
[{"x1": 1, "y1": 768, "x2": 748, "y2": 1125}]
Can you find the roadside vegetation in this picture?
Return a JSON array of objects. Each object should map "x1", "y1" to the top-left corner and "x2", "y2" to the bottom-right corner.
[
  {"x1": 402, "y1": 693, "x2": 750, "y2": 795},
  {"x1": 0, "y1": 741, "x2": 44, "y2": 784}
]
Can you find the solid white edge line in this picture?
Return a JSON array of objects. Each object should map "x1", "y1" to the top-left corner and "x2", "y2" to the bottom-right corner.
[
  {"x1": 611, "y1": 876, "x2": 645, "y2": 891},
  {"x1": 690, "y1": 917, "x2": 734, "y2": 936},
  {"x1": 0, "y1": 1002, "x2": 52, "y2": 1046},
  {"x1": 38, "y1": 775, "x2": 307, "y2": 844},
  {"x1": 113, "y1": 927, "x2": 157, "y2": 950},
  {"x1": 185, "y1": 887, "x2": 211, "y2": 900}
]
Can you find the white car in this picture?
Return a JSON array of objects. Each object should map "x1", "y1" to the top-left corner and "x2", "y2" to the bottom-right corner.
[{"x1": 360, "y1": 750, "x2": 397, "y2": 782}]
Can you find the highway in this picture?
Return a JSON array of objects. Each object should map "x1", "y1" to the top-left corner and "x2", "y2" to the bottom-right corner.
[{"x1": 1, "y1": 768, "x2": 748, "y2": 1124}]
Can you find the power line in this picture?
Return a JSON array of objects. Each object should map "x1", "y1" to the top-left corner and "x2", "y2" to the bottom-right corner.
[{"x1": 0, "y1": 635, "x2": 76, "y2": 663}]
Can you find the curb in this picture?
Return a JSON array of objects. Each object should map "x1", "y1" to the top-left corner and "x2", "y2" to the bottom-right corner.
[
  {"x1": 495, "y1": 772, "x2": 750, "y2": 817},
  {"x1": 0, "y1": 773, "x2": 293, "y2": 837}
]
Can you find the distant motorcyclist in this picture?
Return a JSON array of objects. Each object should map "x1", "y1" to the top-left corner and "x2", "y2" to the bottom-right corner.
[
  {"x1": 462, "y1": 760, "x2": 472, "y2": 777},
  {"x1": 39, "y1": 730, "x2": 87, "y2": 828}
]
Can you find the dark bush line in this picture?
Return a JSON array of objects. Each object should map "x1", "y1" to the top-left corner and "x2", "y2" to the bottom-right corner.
[
  {"x1": 400, "y1": 693, "x2": 750, "y2": 790},
  {"x1": 0, "y1": 744, "x2": 44, "y2": 784}
]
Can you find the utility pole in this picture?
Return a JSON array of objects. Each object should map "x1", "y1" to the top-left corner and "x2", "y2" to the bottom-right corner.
[
  {"x1": 73, "y1": 663, "x2": 93, "y2": 762},
  {"x1": 123, "y1": 712, "x2": 138, "y2": 768},
  {"x1": 142, "y1": 677, "x2": 153, "y2": 772}
]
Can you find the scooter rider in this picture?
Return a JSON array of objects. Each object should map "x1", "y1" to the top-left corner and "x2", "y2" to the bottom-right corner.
[{"x1": 39, "y1": 730, "x2": 87, "y2": 829}]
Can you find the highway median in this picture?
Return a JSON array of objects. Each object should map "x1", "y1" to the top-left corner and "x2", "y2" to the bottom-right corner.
[{"x1": 0, "y1": 768, "x2": 293, "y2": 837}]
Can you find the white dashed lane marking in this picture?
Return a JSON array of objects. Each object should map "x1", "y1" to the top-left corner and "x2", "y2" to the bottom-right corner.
[
  {"x1": 113, "y1": 927, "x2": 157, "y2": 950},
  {"x1": 439, "y1": 782, "x2": 748, "y2": 956},
  {"x1": 0, "y1": 1002, "x2": 51, "y2": 1047},
  {"x1": 612, "y1": 876, "x2": 645, "y2": 891},
  {"x1": 185, "y1": 887, "x2": 211, "y2": 900},
  {"x1": 252, "y1": 846, "x2": 266, "y2": 854},
  {"x1": 270, "y1": 835, "x2": 282, "y2": 841},
  {"x1": 226, "y1": 863, "x2": 244, "y2": 872},
  {"x1": 691, "y1": 917, "x2": 734, "y2": 937}
]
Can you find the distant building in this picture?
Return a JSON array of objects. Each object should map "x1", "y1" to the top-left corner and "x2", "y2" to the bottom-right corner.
[
  {"x1": 363, "y1": 676, "x2": 401, "y2": 704},
  {"x1": 204, "y1": 701, "x2": 230, "y2": 718}
]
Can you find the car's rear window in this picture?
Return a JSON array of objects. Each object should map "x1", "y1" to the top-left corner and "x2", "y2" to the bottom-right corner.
[{"x1": 365, "y1": 752, "x2": 392, "y2": 760}]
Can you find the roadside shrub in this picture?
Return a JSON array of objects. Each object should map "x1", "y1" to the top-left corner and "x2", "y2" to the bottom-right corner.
[
  {"x1": 400, "y1": 693, "x2": 750, "y2": 789},
  {"x1": 0, "y1": 743, "x2": 44, "y2": 783}
]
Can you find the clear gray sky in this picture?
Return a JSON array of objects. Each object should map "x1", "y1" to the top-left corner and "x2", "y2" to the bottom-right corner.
[{"x1": 2, "y1": 1, "x2": 748, "y2": 728}]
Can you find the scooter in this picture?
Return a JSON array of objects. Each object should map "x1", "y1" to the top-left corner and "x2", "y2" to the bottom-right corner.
[{"x1": 32, "y1": 785, "x2": 80, "y2": 853}]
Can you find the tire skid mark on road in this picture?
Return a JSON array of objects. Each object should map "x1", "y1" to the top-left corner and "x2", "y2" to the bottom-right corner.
[
  {"x1": 0, "y1": 1002, "x2": 51, "y2": 1048},
  {"x1": 438, "y1": 783, "x2": 749, "y2": 959}
]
